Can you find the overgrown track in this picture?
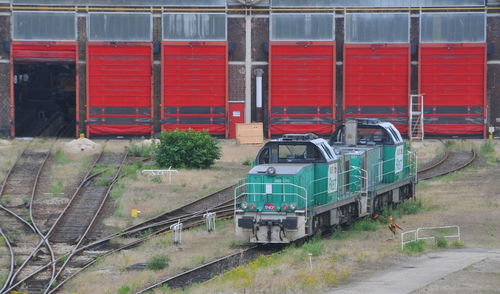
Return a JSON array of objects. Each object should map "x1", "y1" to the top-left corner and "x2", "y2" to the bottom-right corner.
[
  {"x1": 0, "y1": 140, "x2": 54, "y2": 293},
  {"x1": 418, "y1": 150, "x2": 476, "y2": 181},
  {"x1": 5, "y1": 148, "x2": 104, "y2": 294},
  {"x1": 136, "y1": 245, "x2": 281, "y2": 294}
]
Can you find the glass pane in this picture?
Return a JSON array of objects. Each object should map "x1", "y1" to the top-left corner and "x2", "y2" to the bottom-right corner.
[
  {"x1": 271, "y1": 13, "x2": 334, "y2": 41},
  {"x1": 13, "y1": 0, "x2": 226, "y2": 6},
  {"x1": 345, "y1": 13, "x2": 409, "y2": 43},
  {"x1": 13, "y1": 11, "x2": 76, "y2": 41},
  {"x1": 271, "y1": 0, "x2": 484, "y2": 7},
  {"x1": 163, "y1": 13, "x2": 226, "y2": 41},
  {"x1": 89, "y1": 13, "x2": 152, "y2": 41},
  {"x1": 421, "y1": 13, "x2": 486, "y2": 43}
]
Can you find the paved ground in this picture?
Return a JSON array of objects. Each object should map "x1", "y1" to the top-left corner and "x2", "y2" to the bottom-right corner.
[{"x1": 329, "y1": 249, "x2": 500, "y2": 294}]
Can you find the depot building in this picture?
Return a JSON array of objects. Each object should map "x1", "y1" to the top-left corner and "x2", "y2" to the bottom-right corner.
[{"x1": 0, "y1": 0, "x2": 499, "y2": 139}]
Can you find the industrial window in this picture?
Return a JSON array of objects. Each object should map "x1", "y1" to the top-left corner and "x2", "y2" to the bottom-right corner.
[
  {"x1": 163, "y1": 13, "x2": 227, "y2": 41},
  {"x1": 88, "y1": 13, "x2": 152, "y2": 42},
  {"x1": 345, "y1": 13, "x2": 409, "y2": 43},
  {"x1": 12, "y1": 11, "x2": 76, "y2": 41},
  {"x1": 271, "y1": 13, "x2": 334, "y2": 41},
  {"x1": 12, "y1": 0, "x2": 226, "y2": 6},
  {"x1": 270, "y1": 0, "x2": 484, "y2": 7},
  {"x1": 420, "y1": 12, "x2": 486, "y2": 43}
]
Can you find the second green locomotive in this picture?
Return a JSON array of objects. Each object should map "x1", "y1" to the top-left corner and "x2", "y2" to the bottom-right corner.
[{"x1": 235, "y1": 119, "x2": 417, "y2": 244}]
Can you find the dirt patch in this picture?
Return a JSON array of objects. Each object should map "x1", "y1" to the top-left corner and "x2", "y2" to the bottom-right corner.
[{"x1": 63, "y1": 138, "x2": 100, "y2": 153}]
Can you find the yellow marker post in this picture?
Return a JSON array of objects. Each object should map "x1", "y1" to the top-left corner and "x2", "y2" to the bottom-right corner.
[
  {"x1": 131, "y1": 208, "x2": 139, "y2": 218},
  {"x1": 79, "y1": 133, "x2": 85, "y2": 139},
  {"x1": 489, "y1": 127, "x2": 495, "y2": 140}
]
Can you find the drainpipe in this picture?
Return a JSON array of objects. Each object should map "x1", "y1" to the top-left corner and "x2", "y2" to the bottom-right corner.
[
  {"x1": 254, "y1": 68, "x2": 264, "y2": 122},
  {"x1": 244, "y1": 8, "x2": 252, "y2": 123}
]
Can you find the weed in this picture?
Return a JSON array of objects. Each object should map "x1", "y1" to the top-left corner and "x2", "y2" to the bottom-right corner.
[
  {"x1": 111, "y1": 181, "x2": 125, "y2": 200},
  {"x1": 60, "y1": 254, "x2": 69, "y2": 263},
  {"x1": 55, "y1": 149, "x2": 71, "y2": 165},
  {"x1": 480, "y1": 141, "x2": 495, "y2": 154},
  {"x1": 380, "y1": 199, "x2": 432, "y2": 223},
  {"x1": 189, "y1": 256, "x2": 206, "y2": 267},
  {"x1": 117, "y1": 285, "x2": 131, "y2": 294},
  {"x1": 435, "y1": 237, "x2": 448, "y2": 248},
  {"x1": 49, "y1": 180, "x2": 64, "y2": 196},
  {"x1": 126, "y1": 141, "x2": 156, "y2": 158},
  {"x1": 151, "y1": 176, "x2": 162, "y2": 184},
  {"x1": 242, "y1": 157, "x2": 253, "y2": 166},
  {"x1": 403, "y1": 240, "x2": 426, "y2": 254},
  {"x1": 227, "y1": 239, "x2": 245, "y2": 248},
  {"x1": 301, "y1": 238, "x2": 324, "y2": 257},
  {"x1": 444, "y1": 140, "x2": 456, "y2": 149},
  {"x1": 146, "y1": 254, "x2": 170, "y2": 270},
  {"x1": 122, "y1": 162, "x2": 142, "y2": 179},
  {"x1": 353, "y1": 220, "x2": 378, "y2": 232},
  {"x1": 2, "y1": 196, "x2": 11, "y2": 205},
  {"x1": 94, "y1": 177, "x2": 112, "y2": 187},
  {"x1": 451, "y1": 240, "x2": 464, "y2": 249},
  {"x1": 330, "y1": 228, "x2": 352, "y2": 240}
]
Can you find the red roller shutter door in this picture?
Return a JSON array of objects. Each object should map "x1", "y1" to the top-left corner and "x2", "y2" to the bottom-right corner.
[
  {"x1": 10, "y1": 42, "x2": 78, "y2": 137},
  {"x1": 269, "y1": 41, "x2": 336, "y2": 136},
  {"x1": 419, "y1": 43, "x2": 486, "y2": 136},
  {"x1": 162, "y1": 41, "x2": 228, "y2": 136},
  {"x1": 344, "y1": 44, "x2": 410, "y2": 134},
  {"x1": 87, "y1": 43, "x2": 153, "y2": 136}
]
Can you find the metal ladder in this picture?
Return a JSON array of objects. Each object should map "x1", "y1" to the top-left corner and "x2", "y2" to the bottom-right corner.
[{"x1": 409, "y1": 94, "x2": 424, "y2": 140}]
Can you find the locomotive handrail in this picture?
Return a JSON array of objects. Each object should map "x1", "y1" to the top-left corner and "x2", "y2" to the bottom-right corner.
[
  {"x1": 234, "y1": 182, "x2": 308, "y2": 220},
  {"x1": 311, "y1": 166, "x2": 366, "y2": 199},
  {"x1": 368, "y1": 150, "x2": 417, "y2": 189}
]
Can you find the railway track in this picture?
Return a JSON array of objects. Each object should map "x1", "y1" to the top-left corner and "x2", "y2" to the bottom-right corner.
[
  {"x1": 5, "y1": 145, "x2": 478, "y2": 293},
  {"x1": 0, "y1": 139, "x2": 55, "y2": 293},
  {"x1": 417, "y1": 150, "x2": 476, "y2": 181}
]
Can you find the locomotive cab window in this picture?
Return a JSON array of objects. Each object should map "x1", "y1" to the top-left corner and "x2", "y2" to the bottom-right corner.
[
  {"x1": 257, "y1": 147, "x2": 270, "y2": 164},
  {"x1": 358, "y1": 127, "x2": 393, "y2": 145},
  {"x1": 277, "y1": 144, "x2": 324, "y2": 163}
]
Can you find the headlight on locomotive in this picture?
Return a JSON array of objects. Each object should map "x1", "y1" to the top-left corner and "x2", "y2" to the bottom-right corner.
[
  {"x1": 241, "y1": 202, "x2": 248, "y2": 209},
  {"x1": 248, "y1": 203, "x2": 256, "y2": 210},
  {"x1": 290, "y1": 202, "x2": 297, "y2": 210},
  {"x1": 281, "y1": 204, "x2": 289, "y2": 211}
]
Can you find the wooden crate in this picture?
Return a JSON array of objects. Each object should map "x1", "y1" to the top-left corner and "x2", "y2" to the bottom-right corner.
[{"x1": 236, "y1": 123, "x2": 264, "y2": 145}]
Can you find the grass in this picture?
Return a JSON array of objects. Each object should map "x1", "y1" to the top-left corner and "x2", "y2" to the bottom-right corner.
[
  {"x1": 479, "y1": 141, "x2": 498, "y2": 164},
  {"x1": 117, "y1": 285, "x2": 131, "y2": 294},
  {"x1": 380, "y1": 199, "x2": 439, "y2": 223},
  {"x1": 55, "y1": 149, "x2": 71, "y2": 165},
  {"x1": 146, "y1": 254, "x2": 170, "y2": 270},
  {"x1": 126, "y1": 141, "x2": 156, "y2": 158},
  {"x1": 49, "y1": 180, "x2": 64, "y2": 196},
  {"x1": 242, "y1": 157, "x2": 253, "y2": 166},
  {"x1": 403, "y1": 240, "x2": 426, "y2": 254}
]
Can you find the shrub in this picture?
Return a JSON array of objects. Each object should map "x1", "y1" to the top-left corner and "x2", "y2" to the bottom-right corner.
[
  {"x1": 146, "y1": 254, "x2": 170, "y2": 270},
  {"x1": 435, "y1": 237, "x2": 448, "y2": 248},
  {"x1": 403, "y1": 240, "x2": 426, "y2": 254},
  {"x1": 480, "y1": 141, "x2": 495, "y2": 154},
  {"x1": 451, "y1": 240, "x2": 464, "y2": 249},
  {"x1": 242, "y1": 157, "x2": 253, "y2": 166},
  {"x1": 126, "y1": 141, "x2": 156, "y2": 158},
  {"x1": 117, "y1": 285, "x2": 131, "y2": 294},
  {"x1": 155, "y1": 129, "x2": 221, "y2": 169}
]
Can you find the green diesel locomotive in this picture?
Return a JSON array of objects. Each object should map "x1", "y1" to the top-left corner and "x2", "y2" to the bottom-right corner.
[{"x1": 235, "y1": 119, "x2": 417, "y2": 244}]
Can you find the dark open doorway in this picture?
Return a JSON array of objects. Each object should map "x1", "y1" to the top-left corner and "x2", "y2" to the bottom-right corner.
[{"x1": 14, "y1": 62, "x2": 76, "y2": 137}]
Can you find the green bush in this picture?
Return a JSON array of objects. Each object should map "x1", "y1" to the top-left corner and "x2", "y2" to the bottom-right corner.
[
  {"x1": 155, "y1": 129, "x2": 221, "y2": 169},
  {"x1": 480, "y1": 141, "x2": 495, "y2": 154},
  {"x1": 435, "y1": 237, "x2": 448, "y2": 248},
  {"x1": 147, "y1": 254, "x2": 170, "y2": 270},
  {"x1": 117, "y1": 285, "x2": 131, "y2": 294},
  {"x1": 403, "y1": 240, "x2": 426, "y2": 254}
]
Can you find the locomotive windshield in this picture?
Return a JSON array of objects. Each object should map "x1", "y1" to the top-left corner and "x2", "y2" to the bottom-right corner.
[{"x1": 257, "y1": 142, "x2": 326, "y2": 164}]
